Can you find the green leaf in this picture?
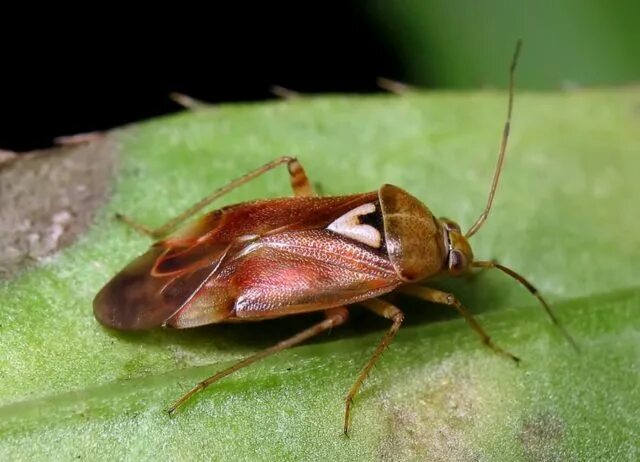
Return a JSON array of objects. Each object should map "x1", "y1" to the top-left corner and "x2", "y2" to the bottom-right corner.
[{"x1": 1, "y1": 89, "x2": 638, "y2": 461}]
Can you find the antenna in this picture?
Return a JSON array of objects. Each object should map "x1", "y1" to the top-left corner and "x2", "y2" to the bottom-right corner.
[
  {"x1": 466, "y1": 40, "x2": 522, "y2": 238},
  {"x1": 472, "y1": 260, "x2": 579, "y2": 352}
]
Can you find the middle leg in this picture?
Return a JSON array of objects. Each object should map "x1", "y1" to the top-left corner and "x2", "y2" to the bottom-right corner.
[{"x1": 397, "y1": 285, "x2": 519, "y2": 362}]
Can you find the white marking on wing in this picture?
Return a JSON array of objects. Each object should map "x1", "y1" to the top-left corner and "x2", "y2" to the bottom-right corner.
[{"x1": 327, "y1": 202, "x2": 381, "y2": 248}]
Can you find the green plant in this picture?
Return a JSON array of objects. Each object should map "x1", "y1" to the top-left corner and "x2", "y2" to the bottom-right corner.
[{"x1": 1, "y1": 89, "x2": 638, "y2": 460}]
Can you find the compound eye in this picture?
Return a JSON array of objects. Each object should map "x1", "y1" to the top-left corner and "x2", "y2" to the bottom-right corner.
[{"x1": 449, "y1": 250, "x2": 466, "y2": 273}]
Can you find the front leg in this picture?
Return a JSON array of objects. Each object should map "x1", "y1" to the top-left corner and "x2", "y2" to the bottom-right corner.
[{"x1": 397, "y1": 285, "x2": 520, "y2": 363}]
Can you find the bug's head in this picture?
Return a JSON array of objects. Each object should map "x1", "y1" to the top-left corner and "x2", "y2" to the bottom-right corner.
[{"x1": 440, "y1": 218, "x2": 474, "y2": 276}]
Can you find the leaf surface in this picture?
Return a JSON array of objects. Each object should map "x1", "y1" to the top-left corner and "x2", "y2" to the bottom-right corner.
[{"x1": 1, "y1": 89, "x2": 639, "y2": 460}]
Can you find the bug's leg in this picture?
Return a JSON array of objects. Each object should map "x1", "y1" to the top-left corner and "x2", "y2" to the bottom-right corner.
[
  {"x1": 344, "y1": 298, "x2": 404, "y2": 436},
  {"x1": 114, "y1": 213, "x2": 156, "y2": 237},
  {"x1": 116, "y1": 156, "x2": 314, "y2": 239},
  {"x1": 397, "y1": 285, "x2": 520, "y2": 363},
  {"x1": 285, "y1": 157, "x2": 314, "y2": 197},
  {"x1": 167, "y1": 306, "x2": 348, "y2": 415}
]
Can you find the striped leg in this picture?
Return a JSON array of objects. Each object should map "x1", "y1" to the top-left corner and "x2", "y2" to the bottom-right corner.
[{"x1": 116, "y1": 156, "x2": 314, "y2": 238}]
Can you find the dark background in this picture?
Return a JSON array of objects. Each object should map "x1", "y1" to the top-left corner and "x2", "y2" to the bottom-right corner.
[
  {"x1": 0, "y1": 5, "x2": 400, "y2": 152},
  {"x1": 2, "y1": 1, "x2": 639, "y2": 152}
]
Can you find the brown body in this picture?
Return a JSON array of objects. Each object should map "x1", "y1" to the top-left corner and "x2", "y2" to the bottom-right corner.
[{"x1": 94, "y1": 185, "x2": 446, "y2": 330}]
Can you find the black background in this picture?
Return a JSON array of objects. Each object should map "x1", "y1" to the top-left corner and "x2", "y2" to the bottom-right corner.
[{"x1": 1, "y1": 5, "x2": 401, "y2": 151}]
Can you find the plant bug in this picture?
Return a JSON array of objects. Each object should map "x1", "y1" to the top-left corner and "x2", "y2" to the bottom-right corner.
[{"x1": 93, "y1": 40, "x2": 575, "y2": 435}]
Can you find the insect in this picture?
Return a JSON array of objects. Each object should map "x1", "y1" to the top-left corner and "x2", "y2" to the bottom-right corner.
[{"x1": 93, "y1": 40, "x2": 575, "y2": 435}]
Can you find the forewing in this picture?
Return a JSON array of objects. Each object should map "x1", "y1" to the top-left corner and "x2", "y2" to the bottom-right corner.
[
  {"x1": 220, "y1": 230, "x2": 400, "y2": 319},
  {"x1": 93, "y1": 241, "x2": 231, "y2": 330},
  {"x1": 95, "y1": 191, "x2": 385, "y2": 329},
  {"x1": 161, "y1": 192, "x2": 380, "y2": 247}
]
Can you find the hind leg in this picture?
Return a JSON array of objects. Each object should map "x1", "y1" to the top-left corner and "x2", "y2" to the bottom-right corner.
[{"x1": 117, "y1": 156, "x2": 314, "y2": 238}]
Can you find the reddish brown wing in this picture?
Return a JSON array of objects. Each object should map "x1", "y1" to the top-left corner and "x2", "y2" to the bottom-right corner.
[
  {"x1": 160, "y1": 192, "x2": 379, "y2": 247},
  {"x1": 93, "y1": 241, "x2": 233, "y2": 330},
  {"x1": 93, "y1": 192, "x2": 383, "y2": 330},
  {"x1": 168, "y1": 229, "x2": 401, "y2": 328}
]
